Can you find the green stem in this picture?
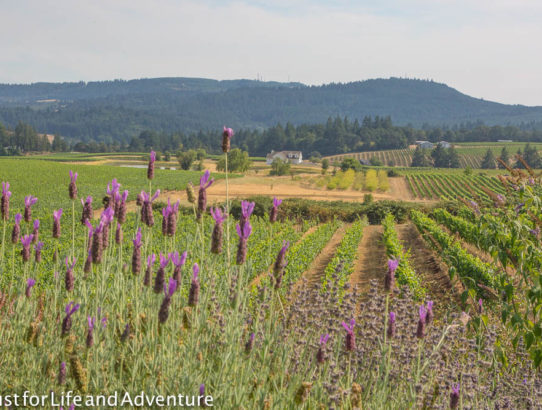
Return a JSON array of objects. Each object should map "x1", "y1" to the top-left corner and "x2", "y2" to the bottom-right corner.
[
  {"x1": 72, "y1": 200, "x2": 75, "y2": 259},
  {"x1": 225, "y1": 152, "x2": 230, "y2": 268}
]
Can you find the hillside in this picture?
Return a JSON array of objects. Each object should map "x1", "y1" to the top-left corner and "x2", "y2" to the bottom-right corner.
[{"x1": 0, "y1": 77, "x2": 541, "y2": 142}]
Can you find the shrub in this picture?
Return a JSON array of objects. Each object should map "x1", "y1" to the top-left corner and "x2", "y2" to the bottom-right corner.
[{"x1": 270, "y1": 158, "x2": 291, "y2": 176}]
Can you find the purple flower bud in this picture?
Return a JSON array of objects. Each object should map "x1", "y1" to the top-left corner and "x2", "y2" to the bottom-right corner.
[
  {"x1": 64, "y1": 257, "x2": 76, "y2": 292},
  {"x1": 270, "y1": 197, "x2": 282, "y2": 223},
  {"x1": 52, "y1": 208, "x2": 63, "y2": 238},
  {"x1": 69, "y1": 170, "x2": 78, "y2": 200},
  {"x1": 58, "y1": 361, "x2": 67, "y2": 385},
  {"x1": 61, "y1": 301, "x2": 80, "y2": 336},
  {"x1": 115, "y1": 222, "x2": 123, "y2": 245},
  {"x1": 11, "y1": 213, "x2": 22, "y2": 244},
  {"x1": 25, "y1": 278, "x2": 36, "y2": 298},
  {"x1": 385, "y1": 258, "x2": 399, "y2": 291},
  {"x1": 235, "y1": 221, "x2": 252, "y2": 265},
  {"x1": 342, "y1": 318, "x2": 356, "y2": 351},
  {"x1": 132, "y1": 228, "x2": 142, "y2": 275},
  {"x1": 416, "y1": 305, "x2": 427, "y2": 339},
  {"x1": 81, "y1": 196, "x2": 93, "y2": 224},
  {"x1": 478, "y1": 298, "x2": 483, "y2": 314},
  {"x1": 188, "y1": 263, "x2": 200, "y2": 307},
  {"x1": 31, "y1": 219, "x2": 40, "y2": 243},
  {"x1": 153, "y1": 253, "x2": 169, "y2": 293},
  {"x1": 148, "y1": 150, "x2": 156, "y2": 180},
  {"x1": 34, "y1": 241, "x2": 44, "y2": 263},
  {"x1": 86, "y1": 316, "x2": 95, "y2": 347},
  {"x1": 144, "y1": 253, "x2": 156, "y2": 287},
  {"x1": 162, "y1": 204, "x2": 171, "y2": 236},
  {"x1": 1, "y1": 181, "x2": 11, "y2": 220},
  {"x1": 210, "y1": 207, "x2": 227, "y2": 254},
  {"x1": 273, "y1": 241, "x2": 289, "y2": 289},
  {"x1": 387, "y1": 312, "x2": 396, "y2": 338},
  {"x1": 197, "y1": 171, "x2": 214, "y2": 221},
  {"x1": 425, "y1": 300, "x2": 434, "y2": 324},
  {"x1": 21, "y1": 234, "x2": 34, "y2": 262},
  {"x1": 24, "y1": 195, "x2": 38, "y2": 222},
  {"x1": 245, "y1": 332, "x2": 255, "y2": 353},
  {"x1": 317, "y1": 334, "x2": 330, "y2": 363},
  {"x1": 450, "y1": 383, "x2": 460, "y2": 409},
  {"x1": 222, "y1": 126, "x2": 234, "y2": 153},
  {"x1": 170, "y1": 251, "x2": 187, "y2": 284}
]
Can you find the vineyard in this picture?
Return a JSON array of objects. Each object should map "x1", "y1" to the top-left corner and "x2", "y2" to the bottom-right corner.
[{"x1": 0, "y1": 154, "x2": 540, "y2": 408}]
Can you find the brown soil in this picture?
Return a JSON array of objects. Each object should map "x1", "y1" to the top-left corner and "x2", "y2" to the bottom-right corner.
[
  {"x1": 395, "y1": 223, "x2": 460, "y2": 307},
  {"x1": 348, "y1": 225, "x2": 387, "y2": 295}
]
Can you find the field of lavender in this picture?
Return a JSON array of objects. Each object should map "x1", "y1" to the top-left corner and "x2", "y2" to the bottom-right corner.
[{"x1": 0, "y1": 136, "x2": 541, "y2": 408}]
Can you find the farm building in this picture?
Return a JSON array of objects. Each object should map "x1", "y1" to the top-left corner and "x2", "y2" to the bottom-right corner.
[
  {"x1": 438, "y1": 141, "x2": 451, "y2": 148},
  {"x1": 415, "y1": 141, "x2": 434, "y2": 149},
  {"x1": 266, "y1": 150, "x2": 303, "y2": 165}
]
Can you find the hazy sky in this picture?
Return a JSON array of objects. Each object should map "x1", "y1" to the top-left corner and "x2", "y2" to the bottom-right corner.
[{"x1": 1, "y1": 0, "x2": 542, "y2": 105}]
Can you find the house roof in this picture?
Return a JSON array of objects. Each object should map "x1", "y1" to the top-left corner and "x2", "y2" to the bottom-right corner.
[{"x1": 266, "y1": 150, "x2": 302, "y2": 159}]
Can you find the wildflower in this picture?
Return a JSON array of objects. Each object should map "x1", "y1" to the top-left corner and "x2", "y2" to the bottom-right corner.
[
  {"x1": 240, "y1": 200, "x2": 255, "y2": 231},
  {"x1": 11, "y1": 213, "x2": 22, "y2": 244},
  {"x1": 515, "y1": 202, "x2": 525, "y2": 215},
  {"x1": 117, "y1": 190, "x2": 128, "y2": 224},
  {"x1": 83, "y1": 248, "x2": 92, "y2": 274},
  {"x1": 161, "y1": 204, "x2": 171, "y2": 236},
  {"x1": 199, "y1": 384, "x2": 206, "y2": 406},
  {"x1": 197, "y1": 170, "x2": 214, "y2": 221},
  {"x1": 478, "y1": 298, "x2": 483, "y2": 314},
  {"x1": 91, "y1": 221, "x2": 104, "y2": 264},
  {"x1": 188, "y1": 263, "x2": 200, "y2": 307},
  {"x1": 52, "y1": 209, "x2": 63, "y2": 238},
  {"x1": 342, "y1": 318, "x2": 356, "y2": 351},
  {"x1": 1, "y1": 181, "x2": 11, "y2": 220},
  {"x1": 316, "y1": 334, "x2": 330, "y2": 363},
  {"x1": 100, "y1": 207, "x2": 114, "y2": 249},
  {"x1": 31, "y1": 219, "x2": 39, "y2": 243},
  {"x1": 416, "y1": 305, "x2": 427, "y2": 339},
  {"x1": 235, "y1": 221, "x2": 252, "y2": 265},
  {"x1": 167, "y1": 199, "x2": 180, "y2": 236},
  {"x1": 106, "y1": 178, "x2": 121, "y2": 207},
  {"x1": 154, "y1": 253, "x2": 170, "y2": 294},
  {"x1": 245, "y1": 332, "x2": 255, "y2": 353},
  {"x1": 80, "y1": 196, "x2": 93, "y2": 224},
  {"x1": 450, "y1": 383, "x2": 460, "y2": 409},
  {"x1": 34, "y1": 241, "x2": 44, "y2": 263},
  {"x1": 61, "y1": 301, "x2": 80, "y2": 336},
  {"x1": 469, "y1": 200, "x2": 480, "y2": 216},
  {"x1": 273, "y1": 241, "x2": 289, "y2": 289},
  {"x1": 136, "y1": 192, "x2": 143, "y2": 207},
  {"x1": 170, "y1": 251, "x2": 187, "y2": 284},
  {"x1": 385, "y1": 258, "x2": 399, "y2": 291},
  {"x1": 144, "y1": 253, "x2": 156, "y2": 287},
  {"x1": 269, "y1": 197, "x2": 282, "y2": 223},
  {"x1": 58, "y1": 362, "x2": 67, "y2": 385},
  {"x1": 387, "y1": 312, "x2": 396, "y2": 338},
  {"x1": 132, "y1": 228, "x2": 142, "y2": 275},
  {"x1": 186, "y1": 182, "x2": 196, "y2": 204},
  {"x1": 147, "y1": 150, "x2": 156, "y2": 180},
  {"x1": 425, "y1": 300, "x2": 434, "y2": 324},
  {"x1": 25, "y1": 278, "x2": 36, "y2": 298},
  {"x1": 140, "y1": 189, "x2": 160, "y2": 227},
  {"x1": 65, "y1": 257, "x2": 76, "y2": 292},
  {"x1": 24, "y1": 195, "x2": 38, "y2": 222},
  {"x1": 222, "y1": 126, "x2": 234, "y2": 153},
  {"x1": 158, "y1": 278, "x2": 177, "y2": 323},
  {"x1": 68, "y1": 170, "x2": 78, "y2": 200},
  {"x1": 86, "y1": 316, "x2": 95, "y2": 348},
  {"x1": 210, "y1": 207, "x2": 227, "y2": 254},
  {"x1": 21, "y1": 234, "x2": 33, "y2": 262}
]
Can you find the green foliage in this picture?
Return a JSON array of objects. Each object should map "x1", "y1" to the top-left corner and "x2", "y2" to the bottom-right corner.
[
  {"x1": 177, "y1": 149, "x2": 197, "y2": 170},
  {"x1": 369, "y1": 156, "x2": 383, "y2": 166},
  {"x1": 216, "y1": 149, "x2": 252, "y2": 173},
  {"x1": 480, "y1": 149, "x2": 496, "y2": 169},
  {"x1": 321, "y1": 158, "x2": 329, "y2": 174},
  {"x1": 270, "y1": 158, "x2": 291, "y2": 176},
  {"x1": 410, "y1": 146, "x2": 431, "y2": 167},
  {"x1": 340, "y1": 157, "x2": 361, "y2": 172}
]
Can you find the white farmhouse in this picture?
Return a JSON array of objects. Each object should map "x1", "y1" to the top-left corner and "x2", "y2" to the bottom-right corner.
[
  {"x1": 415, "y1": 141, "x2": 434, "y2": 149},
  {"x1": 266, "y1": 150, "x2": 303, "y2": 165},
  {"x1": 438, "y1": 141, "x2": 452, "y2": 148}
]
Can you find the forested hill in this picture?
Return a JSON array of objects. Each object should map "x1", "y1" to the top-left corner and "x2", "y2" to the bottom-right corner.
[{"x1": 0, "y1": 77, "x2": 541, "y2": 143}]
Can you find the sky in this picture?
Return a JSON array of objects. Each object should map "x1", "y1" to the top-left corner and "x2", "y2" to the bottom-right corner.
[{"x1": 1, "y1": 0, "x2": 542, "y2": 105}]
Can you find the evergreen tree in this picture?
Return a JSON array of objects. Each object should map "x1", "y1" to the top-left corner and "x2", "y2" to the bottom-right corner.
[
  {"x1": 522, "y1": 143, "x2": 541, "y2": 168},
  {"x1": 431, "y1": 144, "x2": 448, "y2": 168},
  {"x1": 411, "y1": 146, "x2": 431, "y2": 167},
  {"x1": 498, "y1": 147, "x2": 509, "y2": 169},
  {"x1": 448, "y1": 147, "x2": 460, "y2": 168},
  {"x1": 481, "y1": 149, "x2": 496, "y2": 169}
]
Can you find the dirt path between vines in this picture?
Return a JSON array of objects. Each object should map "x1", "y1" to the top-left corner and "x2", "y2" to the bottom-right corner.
[
  {"x1": 348, "y1": 225, "x2": 387, "y2": 296},
  {"x1": 395, "y1": 223, "x2": 460, "y2": 307}
]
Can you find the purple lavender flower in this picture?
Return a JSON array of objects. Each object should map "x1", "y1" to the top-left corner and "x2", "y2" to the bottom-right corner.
[
  {"x1": 61, "y1": 301, "x2": 80, "y2": 336},
  {"x1": 83, "y1": 248, "x2": 92, "y2": 274},
  {"x1": 31, "y1": 219, "x2": 40, "y2": 243},
  {"x1": 316, "y1": 334, "x2": 330, "y2": 363},
  {"x1": 385, "y1": 258, "x2": 399, "y2": 291},
  {"x1": 80, "y1": 196, "x2": 93, "y2": 224},
  {"x1": 34, "y1": 241, "x2": 44, "y2": 263},
  {"x1": 235, "y1": 221, "x2": 252, "y2": 265},
  {"x1": 11, "y1": 213, "x2": 22, "y2": 244},
  {"x1": 188, "y1": 263, "x2": 200, "y2": 307},
  {"x1": 161, "y1": 203, "x2": 171, "y2": 236},
  {"x1": 52, "y1": 209, "x2": 63, "y2": 239},
  {"x1": 117, "y1": 190, "x2": 129, "y2": 223},
  {"x1": 425, "y1": 300, "x2": 434, "y2": 324},
  {"x1": 170, "y1": 250, "x2": 187, "y2": 285},
  {"x1": 240, "y1": 200, "x2": 255, "y2": 231},
  {"x1": 1, "y1": 181, "x2": 11, "y2": 220},
  {"x1": 65, "y1": 257, "x2": 76, "y2": 292},
  {"x1": 115, "y1": 222, "x2": 123, "y2": 245},
  {"x1": 147, "y1": 150, "x2": 156, "y2": 180},
  {"x1": 68, "y1": 170, "x2": 78, "y2": 200},
  {"x1": 245, "y1": 332, "x2": 255, "y2": 353},
  {"x1": 58, "y1": 361, "x2": 67, "y2": 385},
  {"x1": 167, "y1": 200, "x2": 180, "y2": 236},
  {"x1": 158, "y1": 278, "x2": 177, "y2": 323},
  {"x1": 132, "y1": 228, "x2": 142, "y2": 275},
  {"x1": 269, "y1": 197, "x2": 282, "y2": 223},
  {"x1": 140, "y1": 189, "x2": 160, "y2": 227},
  {"x1": 25, "y1": 278, "x2": 36, "y2": 298},
  {"x1": 342, "y1": 319, "x2": 356, "y2": 351},
  {"x1": 387, "y1": 312, "x2": 396, "y2": 338},
  {"x1": 210, "y1": 207, "x2": 227, "y2": 254},
  {"x1": 478, "y1": 298, "x2": 483, "y2": 314},
  {"x1": 20, "y1": 234, "x2": 33, "y2": 262},
  {"x1": 273, "y1": 241, "x2": 289, "y2": 289},
  {"x1": 144, "y1": 253, "x2": 156, "y2": 287},
  {"x1": 450, "y1": 383, "x2": 460, "y2": 409},
  {"x1": 100, "y1": 207, "x2": 114, "y2": 249},
  {"x1": 199, "y1": 383, "x2": 205, "y2": 399},
  {"x1": 416, "y1": 305, "x2": 427, "y2": 339},
  {"x1": 91, "y1": 221, "x2": 104, "y2": 264},
  {"x1": 24, "y1": 195, "x2": 38, "y2": 222},
  {"x1": 86, "y1": 316, "x2": 95, "y2": 348},
  {"x1": 197, "y1": 170, "x2": 214, "y2": 221},
  {"x1": 153, "y1": 252, "x2": 170, "y2": 293},
  {"x1": 222, "y1": 126, "x2": 234, "y2": 153}
]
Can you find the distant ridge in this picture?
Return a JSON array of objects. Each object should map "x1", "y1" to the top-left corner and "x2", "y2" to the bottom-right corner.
[{"x1": 0, "y1": 77, "x2": 541, "y2": 142}]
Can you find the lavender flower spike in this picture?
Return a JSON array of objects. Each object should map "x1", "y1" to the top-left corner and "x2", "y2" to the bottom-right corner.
[
  {"x1": 53, "y1": 208, "x2": 63, "y2": 238},
  {"x1": 31, "y1": 219, "x2": 40, "y2": 243},
  {"x1": 65, "y1": 256, "x2": 76, "y2": 292},
  {"x1": 210, "y1": 207, "x2": 227, "y2": 254},
  {"x1": 21, "y1": 234, "x2": 34, "y2": 262},
  {"x1": 158, "y1": 278, "x2": 177, "y2": 323},
  {"x1": 450, "y1": 383, "x2": 460, "y2": 409},
  {"x1": 24, "y1": 195, "x2": 38, "y2": 222},
  {"x1": 222, "y1": 126, "x2": 234, "y2": 153},
  {"x1": 86, "y1": 316, "x2": 96, "y2": 348},
  {"x1": 61, "y1": 301, "x2": 80, "y2": 336},
  {"x1": 144, "y1": 253, "x2": 156, "y2": 287},
  {"x1": 170, "y1": 250, "x2": 187, "y2": 284},
  {"x1": 270, "y1": 197, "x2": 282, "y2": 223},
  {"x1": 153, "y1": 252, "x2": 170, "y2": 293},
  {"x1": 34, "y1": 241, "x2": 44, "y2": 263},
  {"x1": 317, "y1": 334, "x2": 330, "y2": 363},
  {"x1": 25, "y1": 278, "x2": 36, "y2": 298},
  {"x1": 11, "y1": 213, "x2": 22, "y2": 244},
  {"x1": 342, "y1": 318, "x2": 356, "y2": 351},
  {"x1": 197, "y1": 170, "x2": 214, "y2": 221},
  {"x1": 235, "y1": 221, "x2": 252, "y2": 265},
  {"x1": 69, "y1": 170, "x2": 78, "y2": 200},
  {"x1": 385, "y1": 258, "x2": 399, "y2": 291},
  {"x1": 188, "y1": 263, "x2": 200, "y2": 306},
  {"x1": 81, "y1": 196, "x2": 93, "y2": 224},
  {"x1": 240, "y1": 200, "x2": 255, "y2": 230},
  {"x1": 132, "y1": 228, "x2": 142, "y2": 275},
  {"x1": 416, "y1": 305, "x2": 427, "y2": 339},
  {"x1": 425, "y1": 300, "x2": 434, "y2": 324},
  {"x1": 147, "y1": 150, "x2": 156, "y2": 180},
  {"x1": 387, "y1": 312, "x2": 396, "y2": 338},
  {"x1": 1, "y1": 181, "x2": 12, "y2": 220},
  {"x1": 273, "y1": 241, "x2": 289, "y2": 289}
]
